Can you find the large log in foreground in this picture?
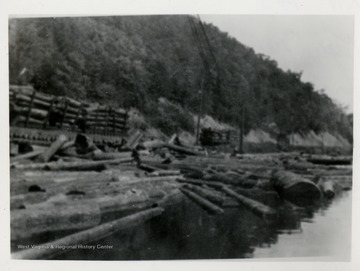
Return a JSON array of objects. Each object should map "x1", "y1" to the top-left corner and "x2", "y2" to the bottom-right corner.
[
  {"x1": 271, "y1": 170, "x2": 321, "y2": 205},
  {"x1": 12, "y1": 207, "x2": 164, "y2": 260},
  {"x1": 11, "y1": 201, "x2": 101, "y2": 240}
]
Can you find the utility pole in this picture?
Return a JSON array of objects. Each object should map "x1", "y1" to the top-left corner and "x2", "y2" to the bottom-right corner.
[
  {"x1": 239, "y1": 103, "x2": 245, "y2": 154},
  {"x1": 195, "y1": 76, "x2": 205, "y2": 145}
]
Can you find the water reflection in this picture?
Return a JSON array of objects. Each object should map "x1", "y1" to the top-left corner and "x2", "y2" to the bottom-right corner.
[{"x1": 52, "y1": 190, "x2": 351, "y2": 260}]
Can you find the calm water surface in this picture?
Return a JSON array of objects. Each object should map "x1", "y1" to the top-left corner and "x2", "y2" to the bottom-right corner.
[
  {"x1": 253, "y1": 192, "x2": 352, "y2": 260},
  {"x1": 53, "y1": 190, "x2": 352, "y2": 260}
]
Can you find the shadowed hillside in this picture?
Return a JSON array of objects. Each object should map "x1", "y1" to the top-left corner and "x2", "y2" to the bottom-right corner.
[{"x1": 8, "y1": 15, "x2": 353, "y2": 143}]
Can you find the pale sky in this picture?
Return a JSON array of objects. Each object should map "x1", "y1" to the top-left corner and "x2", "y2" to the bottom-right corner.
[{"x1": 201, "y1": 15, "x2": 354, "y2": 113}]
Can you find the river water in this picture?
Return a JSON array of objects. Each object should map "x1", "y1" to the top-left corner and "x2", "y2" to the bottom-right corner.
[
  {"x1": 253, "y1": 191, "x2": 352, "y2": 260},
  {"x1": 54, "y1": 190, "x2": 352, "y2": 261}
]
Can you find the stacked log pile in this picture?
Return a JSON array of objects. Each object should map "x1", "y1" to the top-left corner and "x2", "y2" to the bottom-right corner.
[
  {"x1": 200, "y1": 128, "x2": 237, "y2": 146},
  {"x1": 10, "y1": 130, "x2": 352, "y2": 259},
  {"x1": 9, "y1": 85, "x2": 129, "y2": 136}
]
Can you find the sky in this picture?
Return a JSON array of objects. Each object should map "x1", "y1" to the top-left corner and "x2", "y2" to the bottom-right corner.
[{"x1": 200, "y1": 15, "x2": 354, "y2": 113}]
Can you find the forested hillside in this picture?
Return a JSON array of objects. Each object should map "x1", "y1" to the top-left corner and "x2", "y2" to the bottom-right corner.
[{"x1": 8, "y1": 15, "x2": 353, "y2": 143}]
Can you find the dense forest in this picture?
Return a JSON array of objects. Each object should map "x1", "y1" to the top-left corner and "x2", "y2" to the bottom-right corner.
[{"x1": 8, "y1": 15, "x2": 353, "y2": 142}]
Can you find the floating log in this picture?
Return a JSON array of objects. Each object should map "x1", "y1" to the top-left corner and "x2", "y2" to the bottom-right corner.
[
  {"x1": 11, "y1": 201, "x2": 101, "y2": 240},
  {"x1": 233, "y1": 188, "x2": 281, "y2": 207},
  {"x1": 271, "y1": 170, "x2": 321, "y2": 205},
  {"x1": 10, "y1": 149, "x2": 43, "y2": 163},
  {"x1": 147, "y1": 170, "x2": 181, "y2": 177},
  {"x1": 167, "y1": 163, "x2": 205, "y2": 178},
  {"x1": 10, "y1": 173, "x2": 114, "y2": 197},
  {"x1": 165, "y1": 143, "x2": 206, "y2": 156},
  {"x1": 142, "y1": 139, "x2": 166, "y2": 150},
  {"x1": 11, "y1": 173, "x2": 179, "y2": 215},
  {"x1": 180, "y1": 187, "x2": 224, "y2": 214},
  {"x1": 172, "y1": 157, "x2": 280, "y2": 171},
  {"x1": 12, "y1": 207, "x2": 163, "y2": 260},
  {"x1": 11, "y1": 158, "x2": 134, "y2": 171},
  {"x1": 91, "y1": 151, "x2": 133, "y2": 161},
  {"x1": 307, "y1": 156, "x2": 352, "y2": 166},
  {"x1": 184, "y1": 184, "x2": 224, "y2": 205},
  {"x1": 53, "y1": 156, "x2": 88, "y2": 163},
  {"x1": 310, "y1": 168, "x2": 352, "y2": 176},
  {"x1": 44, "y1": 158, "x2": 134, "y2": 171},
  {"x1": 36, "y1": 134, "x2": 68, "y2": 162},
  {"x1": 222, "y1": 186, "x2": 277, "y2": 218},
  {"x1": 317, "y1": 177, "x2": 335, "y2": 199},
  {"x1": 177, "y1": 178, "x2": 224, "y2": 188},
  {"x1": 284, "y1": 159, "x2": 325, "y2": 171},
  {"x1": 137, "y1": 163, "x2": 159, "y2": 172},
  {"x1": 204, "y1": 172, "x2": 258, "y2": 188}
]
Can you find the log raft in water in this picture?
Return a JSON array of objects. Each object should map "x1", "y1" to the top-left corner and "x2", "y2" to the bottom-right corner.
[
  {"x1": 271, "y1": 170, "x2": 321, "y2": 205},
  {"x1": 12, "y1": 207, "x2": 163, "y2": 260}
]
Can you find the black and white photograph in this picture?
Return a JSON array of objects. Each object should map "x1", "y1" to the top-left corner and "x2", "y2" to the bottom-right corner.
[{"x1": 1, "y1": 0, "x2": 360, "y2": 268}]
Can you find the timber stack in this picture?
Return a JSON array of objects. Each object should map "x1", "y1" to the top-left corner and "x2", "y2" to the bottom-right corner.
[{"x1": 10, "y1": 85, "x2": 129, "y2": 146}]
